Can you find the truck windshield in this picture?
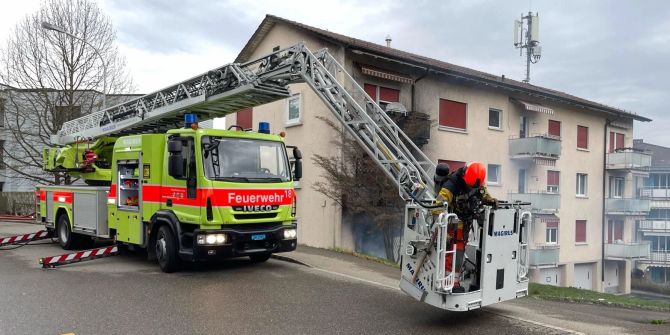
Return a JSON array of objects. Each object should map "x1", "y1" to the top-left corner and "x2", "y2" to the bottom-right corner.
[{"x1": 202, "y1": 136, "x2": 291, "y2": 183}]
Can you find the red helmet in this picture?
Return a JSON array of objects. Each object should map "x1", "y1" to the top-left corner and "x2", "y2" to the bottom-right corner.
[{"x1": 464, "y1": 161, "x2": 486, "y2": 187}]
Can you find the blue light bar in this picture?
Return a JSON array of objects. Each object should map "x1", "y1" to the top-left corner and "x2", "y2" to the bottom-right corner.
[
  {"x1": 258, "y1": 121, "x2": 270, "y2": 134},
  {"x1": 184, "y1": 113, "x2": 198, "y2": 128}
]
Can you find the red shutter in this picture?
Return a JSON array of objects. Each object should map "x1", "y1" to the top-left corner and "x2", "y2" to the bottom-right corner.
[
  {"x1": 439, "y1": 99, "x2": 467, "y2": 130},
  {"x1": 379, "y1": 87, "x2": 400, "y2": 102},
  {"x1": 616, "y1": 133, "x2": 624, "y2": 150},
  {"x1": 236, "y1": 107, "x2": 253, "y2": 130},
  {"x1": 607, "y1": 221, "x2": 613, "y2": 242},
  {"x1": 548, "y1": 120, "x2": 561, "y2": 137},
  {"x1": 547, "y1": 171, "x2": 559, "y2": 186},
  {"x1": 364, "y1": 84, "x2": 377, "y2": 101},
  {"x1": 577, "y1": 126, "x2": 588, "y2": 149},
  {"x1": 575, "y1": 220, "x2": 587, "y2": 243},
  {"x1": 614, "y1": 221, "x2": 624, "y2": 241},
  {"x1": 609, "y1": 132, "x2": 615, "y2": 153},
  {"x1": 438, "y1": 159, "x2": 466, "y2": 171}
]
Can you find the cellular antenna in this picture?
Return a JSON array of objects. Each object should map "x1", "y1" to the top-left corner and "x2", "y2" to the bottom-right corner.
[{"x1": 514, "y1": 12, "x2": 541, "y2": 83}]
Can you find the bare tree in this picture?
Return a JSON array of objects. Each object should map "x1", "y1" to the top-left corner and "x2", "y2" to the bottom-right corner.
[
  {"x1": 0, "y1": 0, "x2": 133, "y2": 186},
  {"x1": 311, "y1": 115, "x2": 431, "y2": 262}
]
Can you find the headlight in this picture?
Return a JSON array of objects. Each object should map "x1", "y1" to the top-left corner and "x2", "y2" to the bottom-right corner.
[
  {"x1": 283, "y1": 228, "x2": 297, "y2": 240},
  {"x1": 197, "y1": 233, "x2": 228, "y2": 245}
]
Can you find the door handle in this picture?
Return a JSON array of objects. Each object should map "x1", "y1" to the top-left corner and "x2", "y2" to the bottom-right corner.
[{"x1": 166, "y1": 199, "x2": 172, "y2": 207}]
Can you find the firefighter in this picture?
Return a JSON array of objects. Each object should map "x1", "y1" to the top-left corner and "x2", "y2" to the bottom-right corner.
[{"x1": 436, "y1": 161, "x2": 496, "y2": 210}]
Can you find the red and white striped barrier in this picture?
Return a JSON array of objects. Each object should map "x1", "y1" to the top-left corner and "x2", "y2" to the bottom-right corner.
[
  {"x1": 40, "y1": 245, "x2": 120, "y2": 268},
  {"x1": 0, "y1": 230, "x2": 52, "y2": 247}
]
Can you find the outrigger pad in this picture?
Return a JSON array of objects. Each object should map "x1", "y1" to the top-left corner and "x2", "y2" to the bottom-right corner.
[{"x1": 39, "y1": 245, "x2": 120, "y2": 268}]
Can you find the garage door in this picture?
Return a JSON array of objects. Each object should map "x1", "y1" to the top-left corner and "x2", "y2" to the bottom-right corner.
[
  {"x1": 574, "y1": 263, "x2": 593, "y2": 290},
  {"x1": 540, "y1": 267, "x2": 561, "y2": 286}
]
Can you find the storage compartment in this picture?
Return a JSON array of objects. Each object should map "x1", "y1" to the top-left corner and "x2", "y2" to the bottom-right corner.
[
  {"x1": 72, "y1": 189, "x2": 109, "y2": 236},
  {"x1": 117, "y1": 160, "x2": 141, "y2": 211}
]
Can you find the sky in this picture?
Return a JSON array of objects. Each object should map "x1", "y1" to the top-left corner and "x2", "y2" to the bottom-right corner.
[{"x1": 1, "y1": 0, "x2": 669, "y2": 145}]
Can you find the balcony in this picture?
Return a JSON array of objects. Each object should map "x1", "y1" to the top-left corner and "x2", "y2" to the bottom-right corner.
[
  {"x1": 639, "y1": 187, "x2": 670, "y2": 200},
  {"x1": 605, "y1": 198, "x2": 650, "y2": 215},
  {"x1": 638, "y1": 220, "x2": 670, "y2": 233},
  {"x1": 605, "y1": 242, "x2": 650, "y2": 259},
  {"x1": 639, "y1": 251, "x2": 670, "y2": 265},
  {"x1": 509, "y1": 135, "x2": 561, "y2": 164},
  {"x1": 606, "y1": 149, "x2": 651, "y2": 172},
  {"x1": 508, "y1": 192, "x2": 560, "y2": 213},
  {"x1": 529, "y1": 245, "x2": 560, "y2": 267}
]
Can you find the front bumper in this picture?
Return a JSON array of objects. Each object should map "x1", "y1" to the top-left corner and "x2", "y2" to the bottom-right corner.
[{"x1": 190, "y1": 224, "x2": 297, "y2": 261}]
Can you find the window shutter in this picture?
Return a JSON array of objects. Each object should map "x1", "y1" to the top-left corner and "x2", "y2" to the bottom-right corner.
[
  {"x1": 616, "y1": 133, "x2": 624, "y2": 150},
  {"x1": 439, "y1": 99, "x2": 467, "y2": 130},
  {"x1": 364, "y1": 84, "x2": 377, "y2": 101},
  {"x1": 577, "y1": 126, "x2": 588, "y2": 149},
  {"x1": 575, "y1": 220, "x2": 587, "y2": 242},
  {"x1": 614, "y1": 221, "x2": 624, "y2": 240},
  {"x1": 609, "y1": 132, "x2": 615, "y2": 153},
  {"x1": 548, "y1": 120, "x2": 561, "y2": 137},
  {"x1": 547, "y1": 171, "x2": 559, "y2": 186},
  {"x1": 236, "y1": 107, "x2": 253, "y2": 129},
  {"x1": 379, "y1": 87, "x2": 400, "y2": 102}
]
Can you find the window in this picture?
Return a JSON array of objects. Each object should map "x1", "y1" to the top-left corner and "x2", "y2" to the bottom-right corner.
[
  {"x1": 577, "y1": 125, "x2": 589, "y2": 149},
  {"x1": 607, "y1": 220, "x2": 624, "y2": 242},
  {"x1": 575, "y1": 220, "x2": 587, "y2": 243},
  {"x1": 438, "y1": 159, "x2": 466, "y2": 171},
  {"x1": 488, "y1": 108, "x2": 502, "y2": 129},
  {"x1": 609, "y1": 177, "x2": 624, "y2": 198},
  {"x1": 546, "y1": 227, "x2": 558, "y2": 244},
  {"x1": 518, "y1": 169, "x2": 526, "y2": 193},
  {"x1": 364, "y1": 84, "x2": 400, "y2": 111},
  {"x1": 236, "y1": 107, "x2": 253, "y2": 130},
  {"x1": 286, "y1": 94, "x2": 301, "y2": 126},
  {"x1": 576, "y1": 173, "x2": 588, "y2": 196},
  {"x1": 439, "y1": 99, "x2": 467, "y2": 131},
  {"x1": 547, "y1": 170, "x2": 560, "y2": 193},
  {"x1": 548, "y1": 119, "x2": 561, "y2": 138},
  {"x1": 609, "y1": 132, "x2": 625, "y2": 152},
  {"x1": 487, "y1": 164, "x2": 501, "y2": 185}
]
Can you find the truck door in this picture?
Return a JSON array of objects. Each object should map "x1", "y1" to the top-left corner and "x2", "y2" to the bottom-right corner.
[
  {"x1": 116, "y1": 156, "x2": 143, "y2": 245},
  {"x1": 164, "y1": 136, "x2": 200, "y2": 223}
]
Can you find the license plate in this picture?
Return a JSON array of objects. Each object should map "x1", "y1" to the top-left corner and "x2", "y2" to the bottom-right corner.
[{"x1": 251, "y1": 234, "x2": 266, "y2": 241}]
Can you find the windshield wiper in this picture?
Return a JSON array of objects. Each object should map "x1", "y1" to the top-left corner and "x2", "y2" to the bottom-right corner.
[{"x1": 217, "y1": 176, "x2": 250, "y2": 182}]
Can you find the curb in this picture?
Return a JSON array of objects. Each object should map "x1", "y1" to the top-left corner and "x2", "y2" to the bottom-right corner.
[{"x1": 271, "y1": 254, "x2": 312, "y2": 268}]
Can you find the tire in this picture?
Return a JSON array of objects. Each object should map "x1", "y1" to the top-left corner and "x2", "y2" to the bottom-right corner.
[
  {"x1": 249, "y1": 253, "x2": 271, "y2": 263},
  {"x1": 155, "y1": 225, "x2": 180, "y2": 273},
  {"x1": 57, "y1": 214, "x2": 79, "y2": 250}
]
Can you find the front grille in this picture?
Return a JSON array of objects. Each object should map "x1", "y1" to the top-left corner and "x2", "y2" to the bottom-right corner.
[
  {"x1": 222, "y1": 222, "x2": 283, "y2": 231},
  {"x1": 233, "y1": 213, "x2": 278, "y2": 220}
]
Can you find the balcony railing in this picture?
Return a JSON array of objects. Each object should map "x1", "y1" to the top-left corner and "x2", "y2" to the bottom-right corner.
[
  {"x1": 638, "y1": 220, "x2": 670, "y2": 233},
  {"x1": 605, "y1": 198, "x2": 650, "y2": 215},
  {"x1": 509, "y1": 135, "x2": 561, "y2": 160},
  {"x1": 639, "y1": 251, "x2": 670, "y2": 265},
  {"x1": 529, "y1": 245, "x2": 560, "y2": 266},
  {"x1": 606, "y1": 149, "x2": 651, "y2": 171},
  {"x1": 605, "y1": 242, "x2": 650, "y2": 259},
  {"x1": 508, "y1": 192, "x2": 560, "y2": 213},
  {"x1": 639, "y1": 187, "x2": 670, "y2": 199}
]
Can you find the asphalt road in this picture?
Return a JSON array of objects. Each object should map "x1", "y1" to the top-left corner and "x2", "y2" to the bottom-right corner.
[{"x1": 1, "y1": 222, "x2": 668, "y2": 335}]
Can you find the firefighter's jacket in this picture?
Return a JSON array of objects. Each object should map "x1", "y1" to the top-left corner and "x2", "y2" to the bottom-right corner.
[{"x1": 436, "y1": 166, "x2": 496, "y2": 210}]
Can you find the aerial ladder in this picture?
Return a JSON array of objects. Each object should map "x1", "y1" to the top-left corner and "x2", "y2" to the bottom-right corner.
[{"x1": 41, "y1": 43, "x2": 529, "y2": 311}]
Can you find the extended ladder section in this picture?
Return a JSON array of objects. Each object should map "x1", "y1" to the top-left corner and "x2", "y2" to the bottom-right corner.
[{"x1": 55, "y1": 43, "x2": 437, "y2": 202}]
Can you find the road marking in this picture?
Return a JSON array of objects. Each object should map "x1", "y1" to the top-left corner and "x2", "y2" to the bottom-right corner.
[{"x1": 485, "y1": 310, "x2": 585, "y2": 335}]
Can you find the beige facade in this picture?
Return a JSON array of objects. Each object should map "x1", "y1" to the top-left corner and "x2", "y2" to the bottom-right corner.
[{"x1": 230, "y1": 16, "x2": 650, "y2": 293}]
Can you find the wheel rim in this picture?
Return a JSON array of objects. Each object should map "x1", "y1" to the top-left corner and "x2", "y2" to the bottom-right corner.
[
  {"x1": 59, "y1": 221, "x2": 68, "y2": 243},
  {"x1": 156, "y1": 234, "x2": 167, "y2": 264}
]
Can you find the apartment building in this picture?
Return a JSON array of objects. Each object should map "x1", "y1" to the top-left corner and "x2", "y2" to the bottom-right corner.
[
  {"x1": 634, "y1": 139, "x2": 670, "y2": 284},
  {"x1": 228, "y1": 15, "x2": 651, "y2": 293}
]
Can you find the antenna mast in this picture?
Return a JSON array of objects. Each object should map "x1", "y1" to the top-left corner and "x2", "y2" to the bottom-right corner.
[{"x1": 514, "y1": 12, "x2": 541, "y2": 83}]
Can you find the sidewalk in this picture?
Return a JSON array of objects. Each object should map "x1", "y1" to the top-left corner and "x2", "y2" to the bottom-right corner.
[{"x1": 273, "y1": 245, "x2": 401, "y2": 290}]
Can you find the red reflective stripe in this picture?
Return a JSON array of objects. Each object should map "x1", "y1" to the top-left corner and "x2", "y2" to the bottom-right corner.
[
  {"x1": 39, "y1": 191, "x2": 46, "y2": 201},
  {"x1": 53, "y1": 192, "x2": 73, "y2": 204},
  {"x1": 141, "y1": 185, "x2": 295, "y2": 207},
  {"x1": 108, "y1": 184, "x2": 116, "y2": 198}
]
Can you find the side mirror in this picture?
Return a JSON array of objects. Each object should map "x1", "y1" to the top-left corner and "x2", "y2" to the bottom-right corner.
[
  {"x1": 168, "y1": 154, "x2": 184, "y2": 178},
  {"x1": 292, "y1": 147, "x2": 303, "y2": 160},
  {"x1": 293, "y1": 159, "x2": 302, "y2": 181},
  {"x1": 167, "y1": 138, "x2": 183, "y2": 153}
]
